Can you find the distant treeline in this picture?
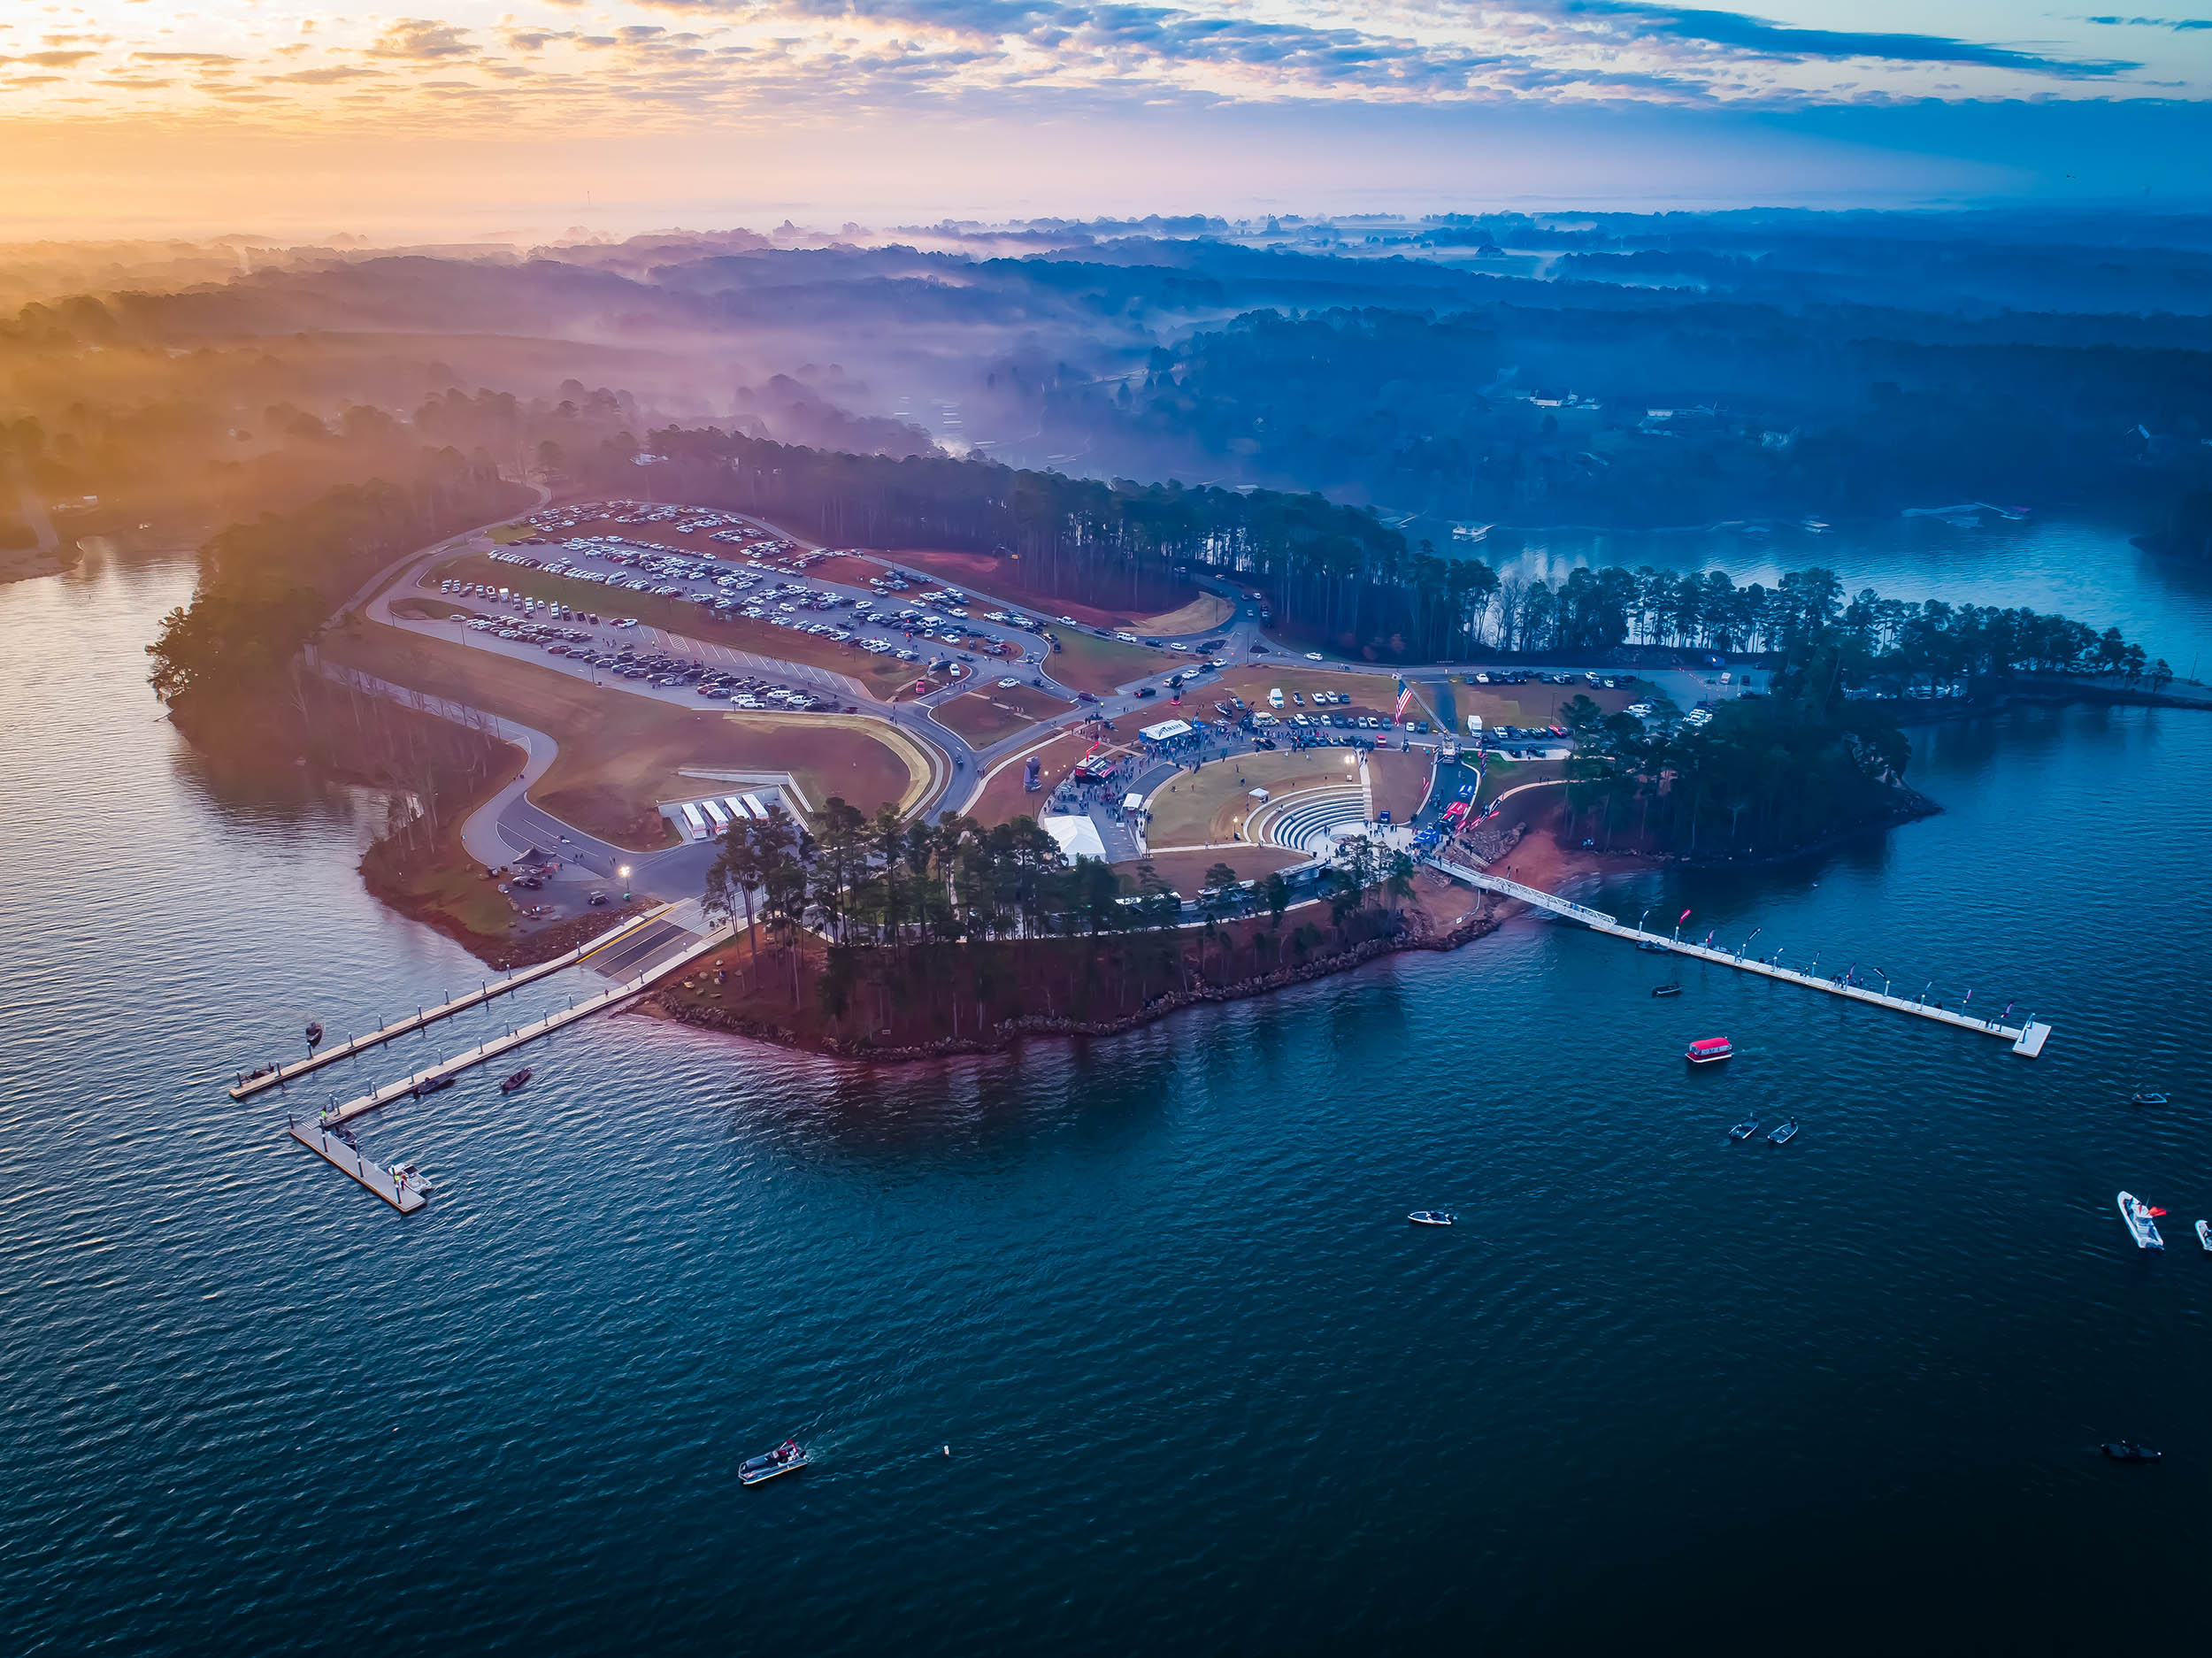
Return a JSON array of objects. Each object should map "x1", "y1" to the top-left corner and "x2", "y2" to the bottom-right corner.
[
  {"x1": 589, "y1": 424, "x2": 2162, "y2": 675},
  {"x1": 146, "y1": 450, "x2": 526, "y2": 714}
]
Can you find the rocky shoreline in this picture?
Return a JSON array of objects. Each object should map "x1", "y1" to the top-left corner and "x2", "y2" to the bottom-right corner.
[{"x1": 645, "y1": 902, "x2": 1504, "y2": 1062}]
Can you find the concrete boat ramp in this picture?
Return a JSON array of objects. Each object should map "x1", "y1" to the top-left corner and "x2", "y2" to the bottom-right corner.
[
  {"x1": 1425, "y1": 856, "x2": 2055, "y2": 1057},
  {"x1": 279, "y1": 904, "x2": 733, "y2": 1213}
]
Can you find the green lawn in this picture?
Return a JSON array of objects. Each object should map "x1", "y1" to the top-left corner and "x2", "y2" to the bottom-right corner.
[{"x1": 1048, "y1": 627, "x2": 1172, "y2": 695}]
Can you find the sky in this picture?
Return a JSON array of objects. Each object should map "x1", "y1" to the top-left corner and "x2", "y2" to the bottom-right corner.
[{"x1": 3, "y1": 2, "x2": 2210, "y2": 236}]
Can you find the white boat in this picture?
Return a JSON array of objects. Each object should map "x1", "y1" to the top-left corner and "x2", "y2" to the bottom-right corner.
[
  {"x1": 2197, "y1": 1220, "x2": 2211, "y2": 1253},
  {"x1": 1407, "y1": 1210, "x2": 1455, "y2": 1227},
  {"x1": 2117, "y1": 1192, "x2": 2164, "y2": 1251},
  {"x1": 740, "y1": 1439, "x2": 810, "y2": 1485}
]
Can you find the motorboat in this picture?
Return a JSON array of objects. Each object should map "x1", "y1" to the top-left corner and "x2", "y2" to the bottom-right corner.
[
  {"x1": 305, "y1": 1021, "x2": 325, "y2": 1047},
  {"x1": 1729, "y1": 1119, "x2": 1760, "y2": 1141},
  {"x1": 413, "y1": 1074, "x2": 457, "y2": 1098},
  {"x1": 1767, "y1": 1120, "x2": 1799, "y2": 1145},
  {"x1": 1686, "y1": 1036, "x2": 1733, "y2": 1064},
  {"x1": 389, "y1": 1162, "x2": 435, "y2": 1195},
  {"x1": 740, "y1": 1439, "x2": 811, "y2": 1485},
  {"x1": 1636, "y1": 940, "x2": 1671, "y2": 954},
  {"x1": 499, "y1": 1067, "x2": 533, "y2": 1094},
  {"x1": 2131, "y1": 1091, "x2": 2170, "y2": 1106},
  {"x1": 2101, "y1": 1441, "x2": 2162, "y2": 1463},
  {"x1": 2197, "y1": 1220, "x2": 2211, "y2": 1253},
  {"x1": 2117, "y1": 1191, "x2": 2165, "y2": 1250},
  {"x1": 1651, "y1": 983, "x2": 1683, "y2": 998},
  {"x1": 1407, "y1": 1210, "x2": 1455, "y2": 1226}
]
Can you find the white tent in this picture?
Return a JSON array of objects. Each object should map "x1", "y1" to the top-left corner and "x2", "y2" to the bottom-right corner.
[
  {"x1": 1138, "y1": 718, "x2": 1194, "y2": 742},
  {"x1": 1123, "y1": 792, "x2": 1147, "y2": 812},
  {"x1": 1041, "y1": 814, "x2": 1110, "y2": 862}
]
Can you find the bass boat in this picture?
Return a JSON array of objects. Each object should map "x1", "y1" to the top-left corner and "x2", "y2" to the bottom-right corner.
[
  {"x1": 2117, "y1": 1191, "x2": 2165, "y2": 1250},
  {"x1": 740, "y1": 1439, "x2": 810, "y2": 1485}
]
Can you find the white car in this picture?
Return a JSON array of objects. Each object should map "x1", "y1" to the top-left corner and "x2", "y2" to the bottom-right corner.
[
  {"x1": 1305, "y1": 651, "x2": 1323, "y2": 661},
  {"x1": 998, "y1": 677, "x2": 1021, "y2": 687},
  {"x1": 1626, "y1": 702, "x2": 1655, "y2": 717}
]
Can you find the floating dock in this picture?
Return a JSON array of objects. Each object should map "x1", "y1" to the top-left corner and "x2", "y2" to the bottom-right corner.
[
  {"x1": 230, "y1": 907, "x2": 671, "y2": 1099},
  {"x1": 1425, "y1": 856, "x2": 2054, "y2": 1056},
  {"x1": 289, "y1": 1120, "x2": 428, "y2": 1212},
  {"x1": 305, "y1": 919, "x2": 731, "y2": 1132}
]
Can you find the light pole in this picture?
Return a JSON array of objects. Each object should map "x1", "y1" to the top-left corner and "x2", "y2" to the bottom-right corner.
[
  {"x1": 618, "y1": 864, "x2": 633, "y2": 902},
  {"x1": 1739, "y1": 926, "x2": 1761, "y2": 962}
]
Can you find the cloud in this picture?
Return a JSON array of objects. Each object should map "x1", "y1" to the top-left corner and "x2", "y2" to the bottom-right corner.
[
  {"x1": 2080, "y1": 14, "x2": 2212, "y2": 27},
  {"x1": 1542, "y1": 3, "x2": 2139, "y2": 78},
  {"x1": 267, "y1": 65, "x2": 388, "y2": 84},
  {"x1": 134, "y1": 51, "x2": 242, "y2": 65},
  {"x1": 367, "y1": 20, "x2": 478, "y2": 61}
]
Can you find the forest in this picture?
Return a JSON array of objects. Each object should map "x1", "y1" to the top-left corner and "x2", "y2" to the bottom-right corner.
[{"x1": 699, "y1": 798, "x2": 1417, "y2": 1030}]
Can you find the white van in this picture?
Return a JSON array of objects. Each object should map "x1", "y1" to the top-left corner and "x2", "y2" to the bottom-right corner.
[
  {"x1": 1467, "y1": 713, "x2": 1484, "y2": 733},
  {"x1": 1268, "y1": 687, "x2": 1285, "y2": 709}
]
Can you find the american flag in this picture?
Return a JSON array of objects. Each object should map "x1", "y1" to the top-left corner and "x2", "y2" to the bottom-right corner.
[{"x1": 1393, "y1": 676, "x2": 1413, "y2": 721}]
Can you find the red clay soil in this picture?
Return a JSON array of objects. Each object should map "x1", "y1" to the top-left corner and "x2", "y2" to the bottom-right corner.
[
  {"x1": 645, "y1": 870, "x2": 1500, "y2": 1061},
  {"x1": 880, "y1": 548, "x2": 1196, "y2": 632}
]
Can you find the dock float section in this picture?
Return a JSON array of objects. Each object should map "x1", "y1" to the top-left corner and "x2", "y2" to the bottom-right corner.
[
  {"x1": 1425, "y1": 856, "x2": 2054, "y2": 1057},
  {"x1": 230, "y1": 906, "x2": 672, "y2": 1100},
  {"x1": 289, "y1": 1120, "x2": 429, "y2": 1211},
  {"x1": 308, "y1": 920, "x2": 733, "y2": 1132}
]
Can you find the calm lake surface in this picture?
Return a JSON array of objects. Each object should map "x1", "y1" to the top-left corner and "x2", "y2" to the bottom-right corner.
[{"x1": 3, "y1": 525, "x2": 2209, "y2": 1654}]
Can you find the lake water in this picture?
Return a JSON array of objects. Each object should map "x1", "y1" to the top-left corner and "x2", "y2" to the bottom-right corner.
[
  {"x1": 1487, "y1": 513, "x2": 2212, "y2": 672},
  {"x1": 3, "y1": 526, "x2": 2209, "y2": 1654}
]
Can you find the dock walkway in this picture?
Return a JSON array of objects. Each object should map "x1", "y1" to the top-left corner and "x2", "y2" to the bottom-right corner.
[
  {"x1": 230, "y1": 907, "x2": 671, "y2": 1099},
  {"x1": 1425, "y1": 855, "x2": 2053, "y2": 1057},
  {"x1": 309, "y1": 919, "x2": 733, "y2": 1131}
]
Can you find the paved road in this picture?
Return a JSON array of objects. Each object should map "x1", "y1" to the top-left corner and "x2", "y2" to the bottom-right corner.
[{"x1": 342, "y1": 495, "x2": 1686, "y2": 907}]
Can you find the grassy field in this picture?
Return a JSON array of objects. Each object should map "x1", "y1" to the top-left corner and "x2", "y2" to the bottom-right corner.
[
  {"x1": 1142, "y1": 750, "x2": 1361, "y2": 848},
  {"x1": 933, "y1": 681, "x2": 1073, "y2": 746},
  {"x1": 321, "y1": 621, "x2": 930, "y2": 848},
  {"x1": 1047, "y1": 627, "x2": 1172, "y2": 696},
  {"x1": 420, "y1": 553, "x2": 916, "y2": 697}
]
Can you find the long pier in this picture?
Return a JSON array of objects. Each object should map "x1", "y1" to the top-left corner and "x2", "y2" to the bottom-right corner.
[
  {"x1": 1425, "y1": 856, "x2": 2053, "y2": 1057},
  {"x1": 229, "y1": 907, "x2": 672, "y2": 1100},
  {"x1": 306, "y1": 920, "x2": 733, "y2": 1132}
]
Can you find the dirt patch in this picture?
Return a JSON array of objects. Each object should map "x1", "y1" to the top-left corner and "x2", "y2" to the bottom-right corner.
[
  {"x1": 1133, "y1": 593, "x2": 1234, "y2": 635},
  {"x1": 881, "y1": 547, "x2": 1199, "y2": 631},
  {"x1": 322, "y1": 622, "x2": 926, "y2": 848},
  {"x1": 933, "y1": 681, "x2": 1073, "y2": 746},
  {"x1": 967, "y1": 729, "x2": 1096, "y2": 825}
]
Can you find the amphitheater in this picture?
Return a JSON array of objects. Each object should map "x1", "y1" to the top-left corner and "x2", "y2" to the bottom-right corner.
[{"x1": 1242, "y1": 785, "x2": 1371, "y2": 857}]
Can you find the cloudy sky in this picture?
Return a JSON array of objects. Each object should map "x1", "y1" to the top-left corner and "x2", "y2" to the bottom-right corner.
[{"x1": 3, "y1": 2, "x2": 2209, "y2": 234}]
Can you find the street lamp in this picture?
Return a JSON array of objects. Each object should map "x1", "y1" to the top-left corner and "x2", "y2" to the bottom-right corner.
[{"x1": 1739, "y1": 926, "x2": 1761, "y2": 962}]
